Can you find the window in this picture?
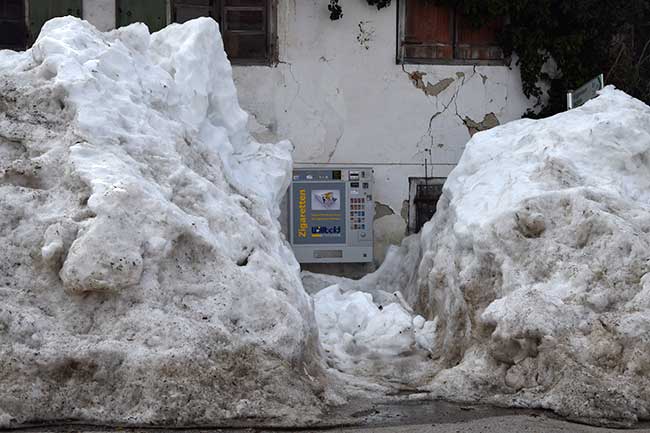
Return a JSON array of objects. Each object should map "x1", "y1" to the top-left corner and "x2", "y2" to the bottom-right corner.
[
  {"x1": 0, "y1": 0, "x2": 27, "y2": 50},
  {"x1": 0, "y1": 0, "x2": 83, "y2": 51},
  {"x1": 173, "y1": 0, "x2": 273, "y2": 65},
  {"x1": 407, "y1": 177, "x2": 445, "y2": 234},
  {"x1": 398, "y1": 0, "x2": 504, "y2": 64},
  {"x1": 30, "y1": 0, "x2": 82, "y2": 45}
]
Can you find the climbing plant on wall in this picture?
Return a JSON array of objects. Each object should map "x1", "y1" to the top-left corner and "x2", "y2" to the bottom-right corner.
[
  {"x1": 329, "y1": 0, "x2": 391, "y2": 19},
  {"x1": 327, "y1": 0, "x2": 650, "y2": 117}
]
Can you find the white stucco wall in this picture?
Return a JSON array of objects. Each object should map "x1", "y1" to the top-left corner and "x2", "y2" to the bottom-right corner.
[
  {"x1": 231, "y1": 0, "x2": 534, "y2": 263},
  {"x1": 76, "y1": 0, "x2": 535, "y2": 266}
]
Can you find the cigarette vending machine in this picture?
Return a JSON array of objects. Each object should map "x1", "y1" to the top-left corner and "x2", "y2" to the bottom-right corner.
[{"x1": 289, "y1": 168, "x2": 374, "y2": 263}]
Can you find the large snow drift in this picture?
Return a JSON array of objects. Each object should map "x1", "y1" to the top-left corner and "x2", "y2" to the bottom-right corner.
[
  {"x1": 358, "y1": 87, "x2": 650, "y2": 426},
  {"x1": 0, "y1": 17, "x2": 324, "y2": 426}
]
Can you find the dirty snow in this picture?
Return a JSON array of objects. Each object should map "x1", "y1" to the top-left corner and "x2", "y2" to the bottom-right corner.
[
  {"x1": 3, "y1": 14, "x2": 650, "y2": 431},
  {"x1": 0, "y1": 17, "x2": 324, "y2": 427},
  {"x1": 355, "y1": 87, "x2": 650, "y2": 426}
]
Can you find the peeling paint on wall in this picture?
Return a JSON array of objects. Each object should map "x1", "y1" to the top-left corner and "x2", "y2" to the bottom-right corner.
[
  {"x1": 406, "y1": 70, "x2": 455, "y2": 97},
  {"x1": 375, "y1": 201, "x2": 395, "y2": 219},
  {"x1": 401, "y1": 200, "x2": 409, "y2": 221},
  {"x1": 463, "y1": 112, "x2": 500, "y2": 136}
]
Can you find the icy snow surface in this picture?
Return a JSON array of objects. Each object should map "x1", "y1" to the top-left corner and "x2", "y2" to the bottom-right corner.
[
  {"x1": 345, "y1": 87, "x2": 650, "y2": 426},
  {"x1": 313, "y1": 283, "x2": 437, "y2": 389},
  {"x1": 0, "y1": 17, "x2": 325, "y2": 426}
]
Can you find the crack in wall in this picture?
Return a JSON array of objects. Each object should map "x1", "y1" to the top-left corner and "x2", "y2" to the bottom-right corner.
[
  {"x1": 326, "y1": 131, "x2": 343, "y2": 162},
  {"x1": 278, "y1": 60, "x2": 302, "y2": 113},
  {"x1": 416, "y1": 67, "x2": 477, "y2": 153},
  {"x1": 279, "y1": 59, "x2": 345, "y2": 163},
  {"x1": 461, "y1": 112, "x2": 500, "y2": 136}
]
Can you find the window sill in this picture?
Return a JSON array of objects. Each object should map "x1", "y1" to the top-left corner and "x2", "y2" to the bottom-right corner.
[{"x1": 399, "y1": 57, "x2": 508, "y2": 67}]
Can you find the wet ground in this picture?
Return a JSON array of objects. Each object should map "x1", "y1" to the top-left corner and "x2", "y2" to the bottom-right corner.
[{"x1": 5, "y1": 400, "x2": 650, "y2": 433}]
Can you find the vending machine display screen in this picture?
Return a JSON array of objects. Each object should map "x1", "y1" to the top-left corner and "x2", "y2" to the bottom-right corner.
[{"x1": 291, "y1": 182, "x2": 346, "y2": 245}]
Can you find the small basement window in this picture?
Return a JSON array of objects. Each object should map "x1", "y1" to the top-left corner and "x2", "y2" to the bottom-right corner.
[
  {"x1": 398, "y1": 0, "x2": 505, "y2": 64},
  {"x1": 173, "y1": 0, "x2": 274, "y2": 65},
  {"x1": 407, "y1": 177, "x2": 445, "y2": 234}
]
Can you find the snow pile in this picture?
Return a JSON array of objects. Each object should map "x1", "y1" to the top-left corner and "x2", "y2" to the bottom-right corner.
[
  {"x1": 314, "y1": 284, "x2": 436, "y2": 385},
  {"x1": 366, "y1": 88, "x2": 650, "y2": 426},
  {"x1": 0, "y1": 17, "x2": 324, "y2": 426}
]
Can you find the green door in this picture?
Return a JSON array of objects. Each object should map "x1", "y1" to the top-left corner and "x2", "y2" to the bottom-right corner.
[
  {"x1": 117, "y1": 0, "x2": 167, "y2": 33},
  {"x1": 29, "y1": 0, "x2": 82, "y2": 44}
]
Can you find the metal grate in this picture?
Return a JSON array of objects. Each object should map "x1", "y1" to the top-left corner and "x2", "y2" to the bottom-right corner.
[{"x1": 414, "y1": 183, "x2": 443, "y2": 233}]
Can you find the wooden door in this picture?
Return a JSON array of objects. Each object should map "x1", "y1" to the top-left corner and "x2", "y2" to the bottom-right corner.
[
  {"x1": 117, "y1": 0, "x2": 167, "y2": 33},
  {"x1": 29, "y1": 0, "x2": 82, "y2": 45}
]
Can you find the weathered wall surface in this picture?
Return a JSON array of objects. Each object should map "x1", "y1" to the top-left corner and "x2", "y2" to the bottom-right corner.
[
  {"x1": 231, "y1": 0, "x2": 534, "y2": 264},
  {"x1": 74, "y1": 0, "x2": 535, "y2": 266}
]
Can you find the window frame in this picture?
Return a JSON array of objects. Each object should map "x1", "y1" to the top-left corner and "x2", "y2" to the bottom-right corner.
[
  {"x1": 171, "y1": 0, "x2": 277, "y2": 66},
  {"x1": 396, "y1": 0, "x2": 506, "y2": 66}
]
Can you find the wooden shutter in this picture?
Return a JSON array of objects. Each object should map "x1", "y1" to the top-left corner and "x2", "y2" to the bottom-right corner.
[
  {"x1": 173, "y1": 0, "x2": 219, "y2": 24},
  {"x1": 455, "y1": 14, "x2": 504, "y2": 61},
  {"x1": 117, "y1": 0, "x2": 167, "y2": 33},
  {"x1": 29, "y1": 0, "x2": 82, "y2": 45},
  {"x1": 0, "y1": 0, "x2": 27, "y2": 50},
  {"x1": 221, "y1": 0, "x2": 269, "y2": 63},
  {"x1": 403, "y1": 0, "x2": 453, "y2": 61}
]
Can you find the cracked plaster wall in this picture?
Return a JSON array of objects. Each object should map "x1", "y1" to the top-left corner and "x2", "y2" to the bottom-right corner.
[
  {"x1": 232, "y1": 0, "x2": 534, "y2": 264},
  {"x1": 74, "y1": 0, "x2": 534, "y2": 265}
]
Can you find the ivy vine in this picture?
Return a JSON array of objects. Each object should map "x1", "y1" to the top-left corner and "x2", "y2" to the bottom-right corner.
[
  {"x1": 327, "y1": 0, "x2": 650, "y2": 116},
  {"x1": 328, "y1": 1, "x2": 343, "y2": 20},
  {"x1": 329, "y1": 0, "x2": 391, "y2": 20},
  {"x1": 440, "y1": 0, "x2": 650, "y2": 116},
  {"x1": 367, "y1": 0, "x2": 392, "y2": 9}
]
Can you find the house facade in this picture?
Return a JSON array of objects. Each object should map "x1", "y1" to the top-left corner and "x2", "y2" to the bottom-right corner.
[{"x1": 1, "y1": 0, "x2": 535, "y2": 268}]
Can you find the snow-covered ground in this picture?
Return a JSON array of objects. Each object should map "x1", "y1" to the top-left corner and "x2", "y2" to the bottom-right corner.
[
  {"x1": 3, "y1": 14, "x2": 650, "y2": 430},
  {"x1": 0, "y1": 17, "x2": 325, "y2": 426},
  {"x1": 320, "y1": 87, "x2": 650, "y2": 426}
]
